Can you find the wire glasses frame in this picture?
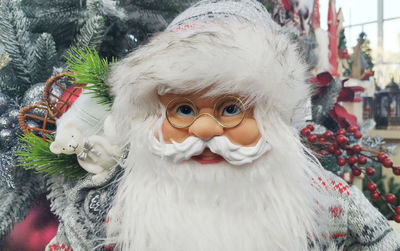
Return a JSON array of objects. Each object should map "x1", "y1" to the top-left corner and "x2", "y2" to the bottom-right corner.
[{"x1": 165, "y1": 96, "x2": 246, "y2": 129}]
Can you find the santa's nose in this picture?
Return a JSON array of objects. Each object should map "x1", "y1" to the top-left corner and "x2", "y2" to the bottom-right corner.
[{"x1": 188, "y1": 114, "x2": 224, "y2": 140}]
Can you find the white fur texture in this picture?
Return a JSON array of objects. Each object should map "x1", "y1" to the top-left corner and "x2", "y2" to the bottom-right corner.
[
  {"x1": 106, "y1": 1, "x2": 332, "y2": 250},
  {"x1": 105, "y1": 109, "x2": 333, "y2": 251},
  {"x1": 149, "y1": 134, "x2": 271, "y2": 166},
  {"x1": 109, "y1": 21, "x2": 310, "y2": 146},
  {"x1": 56, "y1": 89, "x2": 110, "y2": 137}
]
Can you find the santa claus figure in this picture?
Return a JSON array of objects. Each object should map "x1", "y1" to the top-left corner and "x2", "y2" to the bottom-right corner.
[{"x1": 102, "y1": 0, "x2": 400, "y2": 250}]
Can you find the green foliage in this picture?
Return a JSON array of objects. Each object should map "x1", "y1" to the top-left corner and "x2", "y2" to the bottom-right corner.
[
  {"x1": 30, "y1": 33, "x2": 57, "y2": 83},
  {"x1": 65, "y1": 47, "x2": 114, "y2": 106},
  {"x1": 16, "y1": 133, "x2": 86, "y2": 179},
  {"x1": 69, "y1": 15, "x2": 106, "y2": 53},
  {"x1": 359, "y1": 32, "x2": 374, "y2": 72},
  {"x1": 0, "y1": 0, "x2": 32, "y2": 86},
  {"x1": 338, "y1": 29, "x2": 347, "y2": 52},
  {"x1": 362, "y1": 167, "x2": 400, "y2": 220}
]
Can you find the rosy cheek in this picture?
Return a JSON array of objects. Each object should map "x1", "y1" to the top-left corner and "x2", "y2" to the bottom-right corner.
[
  {"x1": 225, "y1": 118, "x2": 261, "y2": 146},
  {"x1": 161, "y1": 119, "x2": 189, "y2": 143}
]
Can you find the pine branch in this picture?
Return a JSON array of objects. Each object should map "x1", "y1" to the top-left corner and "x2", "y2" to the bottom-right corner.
[
  {"x1": 0, "y1": 0, "x2": 33, "y2": 88},
  {"x1": 20, "y1": 0, "x2": 82, "y2": 34},
  {"x1": 65, "y1": 47, "x2": 114, "y2": 106},
  {"x1": 29, "y1": 33, "x2": 57, "y2": 83},
  {"x1": 16, "y1": 133, "x2": 86, "y2": 179},
  {"x1": 69, "y1": 15, "x2": 106, "y2": 53}
]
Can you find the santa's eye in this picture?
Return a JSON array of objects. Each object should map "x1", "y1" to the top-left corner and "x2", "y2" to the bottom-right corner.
[
  {"x1": 72, "y1": 135, "x2": 74, "y2": 138},
  {"x1": 222, "y1": 104, "x2": 241, "y2": 116},
  {"x1": 176, "y1": 105, "x2": 195, "y2": 117}
]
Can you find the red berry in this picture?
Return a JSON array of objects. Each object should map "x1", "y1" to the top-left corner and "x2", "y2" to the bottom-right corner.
[
  {"x1": 353, "y1": 131, "x2": 362, "y2": 139},
  {"x1": 347, "y1": 125, "x2": 358, "y2": 133},
  {"x1": 394, "y1": 214, "x2": 400, "y2": 223},
  {"x1": 336, "y1": 135, "x2": 349, "y2": 145},
  {"x1": 358, "y1": 155, "x2": 367, "y2": 164},
  {"x1": 348, "y1": 156, "x2": 358, "y2": 165},
  {"x1": 337, "y1": 158, "x2": 346, "y2": 166},
  {"x1": 323, "y1": 130, "x2": 334, "y2": 139},
  {"x1": 393, "y1": 167, "x2": 400, "y2": 176},
  {"x1": 352, "y1": 144, "x2": 362, "y2": 153},
  {"x1": 306, "y1": 124, "x2": 315, "y2": 131},
  {"x1": 337, "y1": 128, "x2": 346, "y2": 135},
  {"x1": 307, "y1": 134, "x2": 317, "y2": 142},
  {"x1": 382, "y1": 158, "x2": 393, "y2": 168},
  {"x1": 318, "y1": 137, "x2": 326, "y2": 143},
  {"x1": 367, "y1": 182, "x2": 377, "y2": 192},
  {"x1": 335, "y1": 149, "x2": 342, "y2": 156},
  {"x1": 386, "y1": 193, "x2": 396, "y2": 203},
  {"x1": 328, "y1": 144, "x2": 336, "y2": 153},
  {"x1": 301, "y1": 128, "x2": 311, "y2": 136},
  {"x1": 378, "y1": 152, "x2": 387, "y2": 162},
  {"x1": 366, "y1": 168, "x2": 376, "y2": 176},
  {"x1": 396, "y1": 206, "x2": 400, "y2": 215},
  {"x1": 371, "y1": 191, "x2": 380, "y2": 200},
  {"x1": 352, "y1": 167, "x2": 362, "y2": 176}
]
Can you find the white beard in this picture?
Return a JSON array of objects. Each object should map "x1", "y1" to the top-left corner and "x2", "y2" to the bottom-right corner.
[
  {"x1": 148, "y1": 134, "x2": 272, "y2": 165},
  {"x1": 106, "y1": 118, "x2": 332, "y2": 251}
]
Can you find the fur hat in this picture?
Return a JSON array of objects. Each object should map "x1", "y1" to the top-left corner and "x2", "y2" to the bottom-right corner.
[{"x1": 110, "y1": 0, "x2": 310, "y2": 140}]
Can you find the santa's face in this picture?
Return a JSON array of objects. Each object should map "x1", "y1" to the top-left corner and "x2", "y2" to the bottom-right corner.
[
  {"x1": 107, "y1": 90, "x2": 331, "y2": 251},
  {"x1": 158, "y1": 93, "x2": 262, "y2": 164}
]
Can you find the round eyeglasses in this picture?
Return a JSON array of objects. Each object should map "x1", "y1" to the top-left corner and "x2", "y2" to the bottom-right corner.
[{"x1": 165, "y1": 96, "x2": 246, "y2": 129}]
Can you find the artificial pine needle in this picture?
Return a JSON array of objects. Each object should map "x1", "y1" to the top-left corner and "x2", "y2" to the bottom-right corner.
[
  {"x1": 65, "y1": 47, "x2": 115, "y2": 106},
  {"x1": 16, "y1": 133, "x2": 86, "y2": 178}
]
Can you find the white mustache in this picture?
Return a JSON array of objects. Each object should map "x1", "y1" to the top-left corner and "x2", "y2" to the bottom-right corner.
[{"x1": 149, "y1": 135, "x2": 271, "y2": 166}]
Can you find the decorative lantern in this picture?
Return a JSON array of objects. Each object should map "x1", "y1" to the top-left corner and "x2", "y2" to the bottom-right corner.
[{"x1": 374, "y1": 78, "x2": 400, "y2": 129}]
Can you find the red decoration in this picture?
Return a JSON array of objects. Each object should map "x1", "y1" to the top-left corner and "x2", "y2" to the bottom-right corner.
[
  {"x1": 385, "y1": 193, "x2": 396, "y2": 203},
  {"x1": 348, "y1": 156, "x2": 357, "y2": 165},
  {"x1": 353, "y1": 131, "x2": 362, "y2": 139},
  {"x1": 367, "y1": 182, "x2": 377, "y2": 192},
  {"x1": 281, "y1": 0, "x2": 291, "y2": 11},
  {"x1": 336, "y1": 135, "x2": 348, "y2": 145},
  {"x1": 358, "y1": 155, "x2": 367, "y2": 165},
  {"x1": 328, "y1": 144, "x2": 336, "y2": 153},
  {"x1": 337, "y1": 128, "x2": 346, "y2": 135},
  {"x1": 337, "y1": 158, "x2": 346, "y2": 166},
  {"x1": 307, "y1": 134, "x2": 317, "y2": 142},
  {"x1": 301, "y1": 128, "x2": 311, "y2": 136},
  {"x1": 366, "y1": 168, "x2": 376, "y2": 176},
  {"x1": 394, "y1": 215, "x2": 400, "y2": 223},
  {"x1": 55, "y1": 84, "x2": 85, "y2": 117},
  {"x1": 393, "y1": 167, "x2": 400, "y2": 176},
  {"x1": 371, "y1": 191, "x2": 380, "y2": 200},
  {"x1": 328, "y1": 0, "x2": 339, "y2": 76},
  {"x1": 352, "y1": 144, "x2": 362, "y2": 153},
  {"x1": 323, "y1": 130, "x2": 334, "y2": 139},
  {"x1": 306, "y1": 124, "x2": 315, "y2": 131},
  {"x1": 347, "y1": 125, "x2": 357, "y2": 133},
  {"x1": 3, "y1": 196, "x2": 58, "y2": 251},
  {"x1": 330, "y1": 103, "x2": 358, "y2": 129},
  {"x1": 396, "y1": 206, "x2": 400, "y2": 215},
  {"x1": 382, "y1": 158, "x2": 393, "y2": 168},
  {"x1": 352, "y1": 167, "x2": 362, "y2": 176},
  {"x1": 312, "y1": 0, "x2": 321, "y2": 30},
  {"x1": 378, "y1": 152, "x2": 387, "y2": 162}
]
